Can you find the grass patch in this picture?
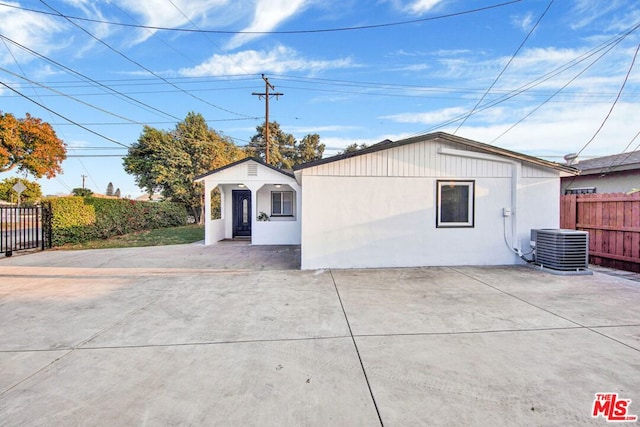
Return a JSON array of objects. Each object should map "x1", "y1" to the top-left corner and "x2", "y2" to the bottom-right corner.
[{"x1": 57, "y1": 225, "x2": 204, "y2": 250}]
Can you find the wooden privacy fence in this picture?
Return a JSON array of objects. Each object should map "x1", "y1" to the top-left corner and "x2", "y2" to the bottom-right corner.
[{"x1": 560, "y1": 192, "x2": 640, "y2": 272}]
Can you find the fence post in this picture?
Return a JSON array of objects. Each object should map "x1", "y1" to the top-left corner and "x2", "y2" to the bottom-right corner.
[{"x1": 560, "y1": 194, "x2": 577, "y2": 229}]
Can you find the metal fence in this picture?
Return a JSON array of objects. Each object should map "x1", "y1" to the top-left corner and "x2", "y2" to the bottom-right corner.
[{"x1": 0, "y1": 205, "x2": 51, "y2": 256}]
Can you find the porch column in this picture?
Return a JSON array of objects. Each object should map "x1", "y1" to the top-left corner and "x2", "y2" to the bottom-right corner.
[
  {"x1": 247, "y1": 184, "x2": 260, "y2": 245},
  {"x1": 202, "y1": 180, "x2": 213, "y2": 245}
]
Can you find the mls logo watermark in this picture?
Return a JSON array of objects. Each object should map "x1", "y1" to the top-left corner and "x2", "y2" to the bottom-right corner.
[{"x1": 592, "y1": 393, "x2": 637, "y2": 422}]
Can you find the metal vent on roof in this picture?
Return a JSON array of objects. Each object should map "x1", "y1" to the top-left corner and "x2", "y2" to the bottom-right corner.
[
  {"x1": 247, "y1": 163, "x2": 257, "y2": 176},
  {"x1": 531, "y1": 229, "x2": 589, "y2": 272}
]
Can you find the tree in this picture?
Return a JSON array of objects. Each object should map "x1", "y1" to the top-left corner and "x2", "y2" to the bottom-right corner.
[
  {"x1": 339, "y1": 142, "x2": 368, "y2": 155},
  {"x1": 0, "y1": 177, "x2": 42, "y2": 205},
  {"x1": 248, "y1": 122, "x2": 296, "y2": 169},
  {"x1": 0, "y1": 112, "x2": 66, "y2": 178},
  {"x1": 295, "y1": 133, "x2": 325, "y2": 164},
  {"x1": 248, "y1": 122, "x2": 326, "y2": 168},
  {"x1": 72, "y1": 187, "x2": 93, "y2": 197},
  {"x1": 123, "y1": 112, "x2": 245, "y2": 222},
  {"x1": 114, "y1": 188, "x2": 121, "y2": 198},
  {"x1": 106, "y1": 182, "x2": 114, "y2": 196}
]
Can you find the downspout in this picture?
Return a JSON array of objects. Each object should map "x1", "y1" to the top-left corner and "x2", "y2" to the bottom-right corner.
[{"x1": 437, "y1": 147, "x2": 522, "y2": 259}]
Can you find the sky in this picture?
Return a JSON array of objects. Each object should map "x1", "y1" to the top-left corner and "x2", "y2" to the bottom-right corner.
[{"x1": 1, "y1": 0, "x2": 639, "y2": 197}]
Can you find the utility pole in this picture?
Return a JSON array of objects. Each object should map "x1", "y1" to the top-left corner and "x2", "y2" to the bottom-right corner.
[
  {"x1": 252, "y1": 74, "x2": 283, "y2": 165},
  {"x1": 81, "y1": 175, "x2": 87, "y2": 190}
]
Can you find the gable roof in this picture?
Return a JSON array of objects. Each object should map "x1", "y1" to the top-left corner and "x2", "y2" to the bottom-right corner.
[
  {"x1": 293, "y1": 132, "x2": 578, "y2": 175},
  {"x1": 194, "y1": 157, "x2": 294, "y2": 182},
  {"x1": 571, "y1": 151, "x2": 640, "y2": 175}
]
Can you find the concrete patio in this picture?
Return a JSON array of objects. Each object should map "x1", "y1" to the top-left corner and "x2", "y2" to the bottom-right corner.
[{"x1": 1, "y1": 242, "x2": 639, "y2": 426}]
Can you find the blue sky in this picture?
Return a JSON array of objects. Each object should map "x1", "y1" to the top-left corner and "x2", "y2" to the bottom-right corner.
[{"x1": 1, "y1": 0, "x2": 639, "y2": 197}]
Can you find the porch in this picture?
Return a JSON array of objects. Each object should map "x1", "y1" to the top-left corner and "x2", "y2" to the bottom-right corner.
[{"x1": 196, "y1": 158, "x2": 301, "y2": 246}]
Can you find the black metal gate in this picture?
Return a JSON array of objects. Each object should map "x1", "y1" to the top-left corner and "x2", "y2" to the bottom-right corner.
[{"x1": 0, "y1": 204, "x2": 52, "y2": 256}]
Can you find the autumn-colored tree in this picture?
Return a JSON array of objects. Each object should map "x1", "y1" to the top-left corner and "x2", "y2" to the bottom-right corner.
[
  {"x1": 0, "y1": 113, "x2": 66, "y2": 178},
  {"x1": 123, "y1": 112, "x2": 245, "y2": 222},
  {"x1": 0, "y1": 177, "x2": 42, "y2": 205}
]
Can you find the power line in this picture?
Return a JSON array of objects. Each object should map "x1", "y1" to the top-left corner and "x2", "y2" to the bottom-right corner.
[
  {"x1": 0, "y1": 66, "x2": 144, "y2": 125},
  {"x1": 252, "y1": 74, "x2": 284, "y2": 165},
  {"x1": 0, "y1": 37, "x2": 75, "y2": 193},
  {"x1": 600, "y1": 130, "x2": 640, "y2": 176},
  {"x1": 0, "y1": 79, "x2": 129, "y2": 148},
  {"x1": 454, "y1": 0, "x2": 554, "y2": 134},
  {"x1": 576, "y1": 44, "x2": 640, "y2": 157},
  {"x1": 3, "y1": 1, "x2": 522, "y2": 34},
  {"x1": 0, "y1": 34, "x2": 182, "y2": 121},
  {"x1": 38, "y1": 0, "x2": 257, "y2": 120},
  {"x1": 490, "y1": 27, "x2": 631, "y2": 143},
  {"x1": 410, "y1": 17, "x2": 640, "y2": 137},
  {"x1": 164, "y1": 0, "x2": 253, "y2": 76},
  {"x1": 47, "y1": 118, "x2": 256, "y2": 126}
]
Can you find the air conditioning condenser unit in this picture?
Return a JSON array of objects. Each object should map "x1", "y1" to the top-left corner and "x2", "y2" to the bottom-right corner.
[{"x1": 530, "y1": 229, "x2": 590, "y2": 273}]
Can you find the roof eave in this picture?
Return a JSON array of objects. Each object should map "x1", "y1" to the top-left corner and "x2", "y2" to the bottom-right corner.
[
  {"x1": 294, "y1": 132, "x2": 579, "y2": 175},
  {"x1": 194, "y1": 157, "x2": 295, "y2": 182}
]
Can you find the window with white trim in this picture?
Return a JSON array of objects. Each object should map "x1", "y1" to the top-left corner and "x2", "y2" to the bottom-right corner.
[
  {"x1": 271, "y1": 191, "x2": 293, "y2": 216},
  {"x1": 437, "y1": 180, "x2": 475, "y2": 228}
]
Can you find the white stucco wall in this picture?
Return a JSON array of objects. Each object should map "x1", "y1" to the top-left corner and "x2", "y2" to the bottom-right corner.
[
  {"x1": 197, "y1": 159, "x2": 301, "y2": 245},
  {"x1": 301, "y1": 175, "x2": 527, "y2": 269},
  {"x1": 206, "y1": 218, "x2": 225, "y2": 245},
  {"x1": 516, "y1": 177, "x2": 561, "y2": 250},
  {"x1": 299, "y1": 139, "x2": 563, "y2": 269}
]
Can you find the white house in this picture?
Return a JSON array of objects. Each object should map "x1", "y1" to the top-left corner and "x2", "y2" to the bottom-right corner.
[
  {"x1": 194, "y1": 158, "x2": 301, "y2": 245},
  {"x1": 197, "y1": 132, "x2": 577, "y2": 269}
]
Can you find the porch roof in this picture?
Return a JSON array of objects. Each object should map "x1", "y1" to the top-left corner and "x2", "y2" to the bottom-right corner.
[{"x1": 194, "y1": 157, "x2": 294, "y2": 182}]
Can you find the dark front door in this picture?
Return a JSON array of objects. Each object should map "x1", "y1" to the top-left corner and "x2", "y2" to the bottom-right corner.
[{"x1": 232, "y1": 190, "x2": 251, "y2": 237}]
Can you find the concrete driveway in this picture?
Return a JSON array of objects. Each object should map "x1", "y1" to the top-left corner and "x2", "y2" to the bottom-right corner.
[{"x1": 1, "y1": 242, "x2": 639, "y2": 426}]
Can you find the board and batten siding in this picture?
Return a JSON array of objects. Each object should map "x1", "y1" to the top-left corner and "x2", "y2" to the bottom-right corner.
[
  {"x1": 304, "y1": 140, "x2": 520, "y2": 178},
  {"x1": 305, "y1": 139, "x2": 558, "y2": 179}
]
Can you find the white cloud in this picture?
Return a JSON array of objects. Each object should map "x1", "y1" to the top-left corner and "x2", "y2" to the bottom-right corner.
[
  {"x1": 113, "y1": 0, "x2": 231, "y2": 44},
  {"x1": 178, "y1": 45, "x2": 355, "y2": 76},
  {"x1": 428, "y1": 45, "x2": 638, "y2": 96},
  {"x1": 570, "y1": 0, "x2": 623, "y2": 30},
  {"x1": 405, "y1": 0, "x2": 443, "y2": 15},
  {"x1": 511, "y1": 12, "x2": 534, "y2": 32},
  {"x1": 439, "y1": 102, "x2": 640, "y2": 157},
  {"x1": 226, "y1": 0, "x2": 309, "y2": 49},
  {"x1": 0, "y1": 2, "x2": 66, "y2": 65}
]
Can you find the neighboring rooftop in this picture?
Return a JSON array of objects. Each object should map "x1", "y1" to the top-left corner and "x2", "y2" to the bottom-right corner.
[{"x1": 573, "y1": 151, "x2": 640, "y2": 175}]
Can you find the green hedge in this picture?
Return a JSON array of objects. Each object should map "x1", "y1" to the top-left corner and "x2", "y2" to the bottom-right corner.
[{"x1": 46, "y1": 197, "x2": 187, "y2": 246}]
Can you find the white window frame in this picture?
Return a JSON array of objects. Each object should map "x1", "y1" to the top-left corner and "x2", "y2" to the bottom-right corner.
[
  {"x1": 271, "y1": 191, "x2": 293, "y2": 216},
  {"x1": 436, "y1": 180, "x2": 475, "y2": 228}
]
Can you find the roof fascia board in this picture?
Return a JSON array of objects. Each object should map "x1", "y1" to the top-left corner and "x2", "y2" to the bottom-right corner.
[{"x1": 194, "y1": 157, "x2": 294, "y2": 182}]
